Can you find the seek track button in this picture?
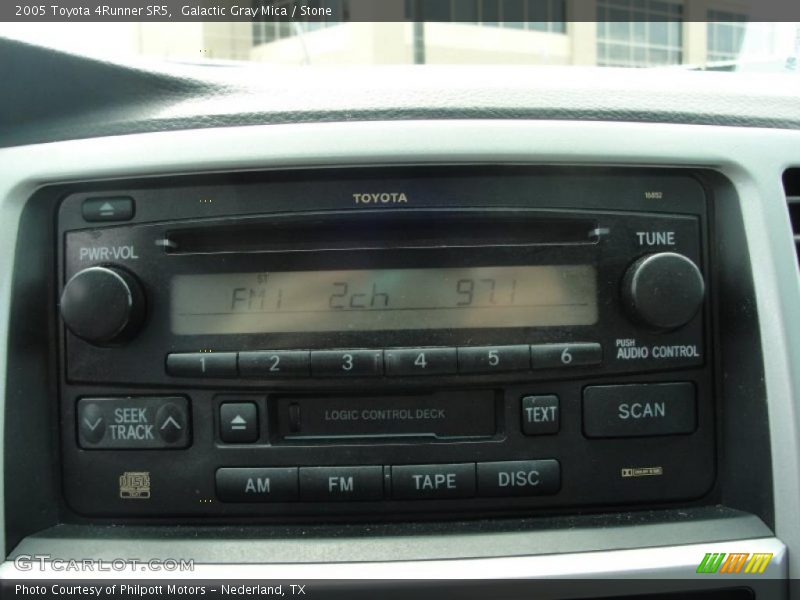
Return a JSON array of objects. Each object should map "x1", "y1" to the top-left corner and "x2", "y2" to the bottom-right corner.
[
  {"x1": 77, "y1": 396, "x2": 190, "y2": 449},
  {"x1": 79, "y1": 402, "x2": 106, "y2": 444},
  {"x1": 156, "y1": 402, "x2": 187, "y2": 443}
]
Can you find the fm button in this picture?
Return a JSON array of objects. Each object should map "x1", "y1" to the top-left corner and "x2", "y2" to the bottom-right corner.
[{"x1": 300, "y1": 466, "x2": 384, "y2": 501}]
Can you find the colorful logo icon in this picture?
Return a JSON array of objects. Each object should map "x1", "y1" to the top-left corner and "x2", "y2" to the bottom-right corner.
[{"x1": 696, "y1": 553, "x2": 773, "y2": 574}]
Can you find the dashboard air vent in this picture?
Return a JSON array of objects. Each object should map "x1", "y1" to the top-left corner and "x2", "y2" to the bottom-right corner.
[{"x1": 784, "y1": 168, "x2": 800, "y2": 261}]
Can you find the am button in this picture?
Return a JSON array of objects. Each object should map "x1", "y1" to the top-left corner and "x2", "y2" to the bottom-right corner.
[{"x1": 216, "y1": 467, "x2": 299, "y2": 502}]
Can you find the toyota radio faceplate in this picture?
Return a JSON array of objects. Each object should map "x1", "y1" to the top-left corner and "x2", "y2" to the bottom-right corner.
[{"x1": 56, "y1": 167, "x2": 714, "y2": 518}]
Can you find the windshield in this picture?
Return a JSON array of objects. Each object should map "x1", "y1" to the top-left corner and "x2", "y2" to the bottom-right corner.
[{"x1": 2, "y1": 1, "x2": 799, "y2": 72}]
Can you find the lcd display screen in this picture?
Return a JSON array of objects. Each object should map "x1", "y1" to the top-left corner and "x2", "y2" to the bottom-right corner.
[{"x1": 171, "y1": 265, "x2": 597, "y2": 335}]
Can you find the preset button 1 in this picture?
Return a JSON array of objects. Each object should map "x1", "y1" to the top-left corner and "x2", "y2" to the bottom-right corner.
[{"x1": 166, "y1": 353, "x2": 237, "y2": 378}]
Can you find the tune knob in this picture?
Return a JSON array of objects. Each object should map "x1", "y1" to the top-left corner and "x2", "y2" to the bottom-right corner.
[
  {"x1": 60, "y1": 266, "x2": 145, "y2": 345},
  {"x1": 622, "y1": 252, "x2": 705, "y2": 331}
]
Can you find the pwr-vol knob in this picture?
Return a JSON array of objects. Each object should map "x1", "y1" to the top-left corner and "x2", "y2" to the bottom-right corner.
[
  {"x1": 622, "y1": 252, "x2": 705, "y2": 331},
  {"x1": 60, "y1": 266, "x2": 145, "y2": 345}
]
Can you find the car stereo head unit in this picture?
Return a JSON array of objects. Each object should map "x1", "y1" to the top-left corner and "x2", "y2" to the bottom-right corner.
[{"x1": 56, "y1": 167, "x2": 714, "y2": 519}]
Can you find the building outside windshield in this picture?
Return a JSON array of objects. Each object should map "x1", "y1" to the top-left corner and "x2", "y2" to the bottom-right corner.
[{"x1": 1, "y1": 0, "x2": 798, "y2": 71}]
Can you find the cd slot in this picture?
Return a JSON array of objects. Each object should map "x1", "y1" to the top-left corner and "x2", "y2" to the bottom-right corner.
[
  {"x1": 165, "y1": 210, "x2": 597, "y2": 254},
  {"x1": 274, "y1": 391, "x2": 497, "y2": 443}
]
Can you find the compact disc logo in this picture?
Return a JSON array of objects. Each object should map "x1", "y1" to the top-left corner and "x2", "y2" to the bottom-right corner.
[{"x1": 352, "y1": 192, "x2": 409, "y2": 205}]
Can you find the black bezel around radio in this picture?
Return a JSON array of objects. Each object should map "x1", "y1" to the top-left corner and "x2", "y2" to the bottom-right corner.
[{"x1": 56, "y1": 166, "x2": 715, "y2": 520}]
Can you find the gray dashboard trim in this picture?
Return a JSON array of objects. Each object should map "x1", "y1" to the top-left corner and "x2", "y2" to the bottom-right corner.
[
  {"x1": 4, "y1": 512, "x2": 773, "y2": 564},
  {"x1": 0, "y1": 538, "x2": 788, "y2": 584},
  {"x1": 1, "y1": 120, "x2": 799, "y2": 576},
  {"x1": 4, "y1": 37, "x2": 800, "y2": 148}
]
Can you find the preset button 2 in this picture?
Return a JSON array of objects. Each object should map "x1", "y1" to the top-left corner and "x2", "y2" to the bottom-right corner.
[{"x1": 239, "y1": 351, "x2": 310, "y2": 377}]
